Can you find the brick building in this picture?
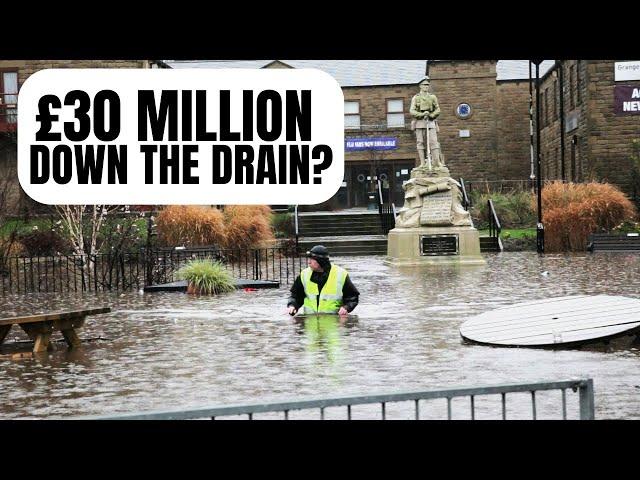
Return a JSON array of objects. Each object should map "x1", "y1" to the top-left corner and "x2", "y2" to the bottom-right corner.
[
  {"x1": 171, "y1": 59, "x2": 548, "y2": 208},
  {"x1": 536, "y1": 60, "x2": 640, "y2": 198}
]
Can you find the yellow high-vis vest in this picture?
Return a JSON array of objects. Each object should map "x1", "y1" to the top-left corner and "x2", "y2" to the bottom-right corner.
[{"x1": 300, "y1": 265, "x2": 348, "y2": 314}]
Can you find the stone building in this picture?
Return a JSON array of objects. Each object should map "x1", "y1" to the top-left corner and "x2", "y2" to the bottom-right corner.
[
  {"x1": 536, "y1": 60, "x2": 640, "y2": 199},
  {"x1": 170, "y1": 59, "x2": 548, "y2": 208},
  {"x1": 8, "y1": 59, "x2": 635, "y2": 213},
  {"x1": 0, "y1": 60, "x2": 167, "y2": 214}
]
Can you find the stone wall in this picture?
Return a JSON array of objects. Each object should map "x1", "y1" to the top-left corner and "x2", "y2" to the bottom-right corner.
[
  {"x1": 496, "y1": 80, "x2": 535, "y2": 180},
  {"x1": 428, "y1": 60, "x2": 499, "y2": 181}
]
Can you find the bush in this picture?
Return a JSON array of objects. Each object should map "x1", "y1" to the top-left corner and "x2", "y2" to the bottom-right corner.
[
  {"x1": 272, "y1": 213, "x2": 294, "y2": 238},
  {"x1": 177, "y1": 258, "x2": 236, "y2": 295},
  {"x1": 540, "y1": 181, "x2": 637, "y2": 252},
  {"x1": 18, "y1": 229, "x2": 72, "y2": 256},
  {"x1": 156, "y1": 206, "x2": 226, "y2": 247},
  {"x1": 97, "y1": 217, "x2": 147, "y2": 254},
  {"x1": 470, "y1": 190, "x2": 536, "y2": 229},
  {"x1": 222, "y1": 205, "x2": 274, "y2": 249}
]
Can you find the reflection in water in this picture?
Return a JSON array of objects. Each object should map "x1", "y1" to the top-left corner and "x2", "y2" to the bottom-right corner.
[
  {"x1": 1, "y1": 252, "x2": 640, "y2": 419},
  {"x1": 294, "y1": 315, "x2": 358, "y2": 366}
]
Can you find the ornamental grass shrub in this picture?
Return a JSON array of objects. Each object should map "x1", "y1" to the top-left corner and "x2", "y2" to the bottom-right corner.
[
  {"x1": 155, "y1": 206, "x2": 226, "y2": 247},
  {"x1": 470, "y1": 190, "x2": 536, "y2": 229},
  {"x1": 539, "y1": 181, "x2": 637, "y2": 252},
  {"x1": 222, "y1": 205, "x2": 274, "y2": 249},
  {"x1": 177, "y1": 258, "x2": 236, "y2": 295}
]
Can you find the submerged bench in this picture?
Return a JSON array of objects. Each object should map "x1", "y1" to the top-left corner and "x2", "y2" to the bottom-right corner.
[
  {"x1": 587, "y1": 233, "x2": 640, "y2": 252},
  {"x1": 0, "y1": 307, "x2": 111, "y2": 354},
  {"x1": 143, "y1": 279, "x2": 280, "y2": 292}
]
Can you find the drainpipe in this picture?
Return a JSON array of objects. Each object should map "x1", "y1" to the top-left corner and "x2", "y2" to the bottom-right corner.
[
  {"x1": 534, "y1": 60, "x2": 544, "y2": 254},
  {"x1": 529, "y1": 61, "x2": 536, "y2": 187},
  {"x1": 558, "y1": 61, "x2": 566, "y2": 182}
]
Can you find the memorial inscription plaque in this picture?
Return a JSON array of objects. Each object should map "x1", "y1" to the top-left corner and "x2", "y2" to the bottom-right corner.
[
  {"x1": 420, "y1": 190, "x2": 453, "y2": 226},
  {"x1": 420, "y1": 234, "x2": 459, "y2": 256}
]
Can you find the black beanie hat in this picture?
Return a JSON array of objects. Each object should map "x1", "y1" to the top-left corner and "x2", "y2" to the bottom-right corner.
[
  {"x1": 306, "y1": 245, "x2": 331, "y2": 270},
  {"x1": 306, "y1": 245, "x2": 330, "y2": 260}
]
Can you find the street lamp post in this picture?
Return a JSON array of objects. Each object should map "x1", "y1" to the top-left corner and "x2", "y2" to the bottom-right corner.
[{"x1": 533, "y1": 59, "x2": 544, "y2": 254}]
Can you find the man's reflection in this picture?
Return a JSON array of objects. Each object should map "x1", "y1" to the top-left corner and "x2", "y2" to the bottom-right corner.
[{"x1": 294, "y1": 314, "x2": 358, "y2": 364}]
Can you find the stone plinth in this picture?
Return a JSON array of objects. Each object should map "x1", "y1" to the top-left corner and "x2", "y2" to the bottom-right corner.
[{"x1": 385, "y1": 226, "x2": 486, "y2": 266}]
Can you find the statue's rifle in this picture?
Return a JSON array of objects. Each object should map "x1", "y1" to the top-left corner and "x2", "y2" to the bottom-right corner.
[{"x1": 425, "y1": 110, "x2": 433, "y2": 171}]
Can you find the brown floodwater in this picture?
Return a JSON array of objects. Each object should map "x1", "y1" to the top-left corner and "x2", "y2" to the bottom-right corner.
[{"x1": 1, "y1": 251, "x2": 640, "y2": 419}]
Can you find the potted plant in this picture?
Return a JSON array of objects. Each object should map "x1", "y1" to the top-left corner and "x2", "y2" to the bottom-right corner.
[{"x1": 177, "y1": 258, "x2": 236, "y2": 295}]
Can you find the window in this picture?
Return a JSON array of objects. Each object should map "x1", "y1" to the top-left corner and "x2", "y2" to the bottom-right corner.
[
  {"x1": 344, "y1": 100, "x2": 360, "y2": 129},
  {"x1": 576, "y1": 60, "x2": 582, "y2": 105},
  {"x1": 386, "y1": 98, "x2": 404, "y2": 127},
  {"x1": 553, "y1": 79, "x2": 558, "y2": 120},
  {"x1": 569, "y1": 64, "x2": 576, "y2": 110},
  {"x1": 0, "y1": 70, "x2": 18, "y2": 126},
  {"x1": 543, "y1": 88, "x2": 549, "y2": 127}
]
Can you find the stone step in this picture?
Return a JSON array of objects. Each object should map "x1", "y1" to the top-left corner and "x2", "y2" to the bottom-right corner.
[
  {"x1": 300, "y1": 242, "x2": 387, "y2": 251},
  {"x1": 299, "y1": 219, "x2": 383, "y2": 228},
  {"x1": 299, "y1": 222, "x2": 380, "y2": 228},
  {"x1": 311, "y1": 247, "x2": 387, "y2": 256},
  {"x1": 298, "y1": 242, "x2": 388, "y2": 251},
  {"x1": 297, "y1": 212, "x2": 390, "y2": 256},
  {"x1": 300, "y1": 228, "x2": 383, "y2": 236},
  {"x1": 330, "y1": 250, "x2": 387, "y2": 256},
  {"x1": 298, "y1": 213, "x2": 379, "y2": 220},
  {"x1": 479, "y1": 236, "x2": 502, "y2": 253},
  {"x1": 299, "y1": 235, "x2": 388, "y2": 256}
]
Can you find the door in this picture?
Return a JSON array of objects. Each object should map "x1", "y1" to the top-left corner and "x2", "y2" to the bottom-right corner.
[
  {"x1": 375, "y1": 166, "x2": 392, "y2": 204},
  {"x1": 392, "y1": 163, "x2": 413, "y2": 206},
  {"x1": 351, "y1": 165, "x2": 371, "y2": 207}
]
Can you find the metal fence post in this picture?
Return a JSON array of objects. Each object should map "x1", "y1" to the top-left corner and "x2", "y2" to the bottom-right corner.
[
  {"x1": 252, "y1": 250, "x2": 256, "y2": 280},
  {"x1": 578, "y1": 379, "x2": 595, "y2": 420}
]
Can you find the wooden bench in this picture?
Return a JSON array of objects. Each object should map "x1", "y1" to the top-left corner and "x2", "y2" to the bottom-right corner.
[
  {"x1": 587, "y1": 233, "x2": 640, "y2": 252},
  {"x1": 0, "y1": 307, "x2": 111, "y2": 354}
]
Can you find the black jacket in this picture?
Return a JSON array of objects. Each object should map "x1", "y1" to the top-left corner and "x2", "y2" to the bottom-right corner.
[{"x1": 287, "y1": 262, "x2": 360, "y2": 313}]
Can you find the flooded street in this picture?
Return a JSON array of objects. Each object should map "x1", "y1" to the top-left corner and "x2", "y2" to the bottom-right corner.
[{"x1": 1, "y1": 251, "x2": 640, "y2": 419}]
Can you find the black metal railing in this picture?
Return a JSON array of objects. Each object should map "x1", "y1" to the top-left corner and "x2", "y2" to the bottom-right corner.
[
  {"x1": 459, "y1": 177, "x2": 470, "y2": 211},
  {"x1": 294, "y1": 204, "x2": 300, "y2": 249},
  {"x1": 488, "y1": 199, "x2": 502, "y2": 239},
  {"x1": 0, "y1": 246, "x2": 305, "y2": 295},
  {"x1": 377, "y1": 179, "x2": 396, "y2": 234}
]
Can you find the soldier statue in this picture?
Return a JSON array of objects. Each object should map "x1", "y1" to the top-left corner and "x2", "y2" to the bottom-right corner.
[{"x1": 410, "y1": 77, "x2": 444, "y2": 170}]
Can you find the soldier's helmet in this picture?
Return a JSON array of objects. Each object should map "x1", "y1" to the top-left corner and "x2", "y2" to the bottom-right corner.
[{"x1": 419, "y1": 76, "x2": 431, "y2": 85}]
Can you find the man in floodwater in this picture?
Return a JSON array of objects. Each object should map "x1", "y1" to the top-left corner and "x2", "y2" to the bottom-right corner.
[{"x1": 287, "y1": 245, "x2": 360, "y2": 316}]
